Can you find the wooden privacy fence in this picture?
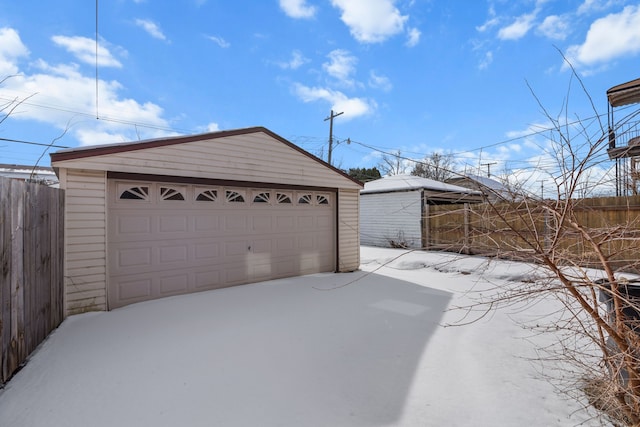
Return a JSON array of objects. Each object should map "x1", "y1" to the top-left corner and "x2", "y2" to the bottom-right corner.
[
  {"x1": 425, "y1": 196, "x2": 640, "y2": 271},
  {"x1": 1, "y1": 177, "x2": 64, "y2": 385}
]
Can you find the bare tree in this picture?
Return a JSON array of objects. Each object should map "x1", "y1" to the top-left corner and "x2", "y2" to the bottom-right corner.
[
  {"x1": 411, "y1": 152, "x2": 455, "y2": 181},
  {"x1": 1, "y1": 75, "x2": 69, "y2": 185},
  {"x1": 377, "y1": 150, "x2": 407, "y2": 175},
  {"x1": 449, "y1": 69, "x2": 640, "y2": 426}
]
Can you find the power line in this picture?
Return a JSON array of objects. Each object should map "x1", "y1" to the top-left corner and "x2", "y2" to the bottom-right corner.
[
  {"x1": 95, "y1": 0, "x2": 100, "y2": 119},
  {"x1": 1, "y1": 80, "x2": 633, "y2": 168},
  {"x1": 0, "y1": 137, "x2": 69, "y2": 149},
  {"x1": 0, "y1": 94, "x2": 190, "y2": 135}
]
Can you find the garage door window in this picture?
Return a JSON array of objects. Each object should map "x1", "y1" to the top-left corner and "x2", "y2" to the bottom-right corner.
[
  {"x1": 253, "y1": 191, "x2": 270, "y2": 203},
  {"x1": 160, "y1": 186, "x2": 185, "y2": 201},
  {"x1": 317, "y1": 195, "x2": 329, "y2": 205},
  {"x1": 226, "y1": 190, "x2": 245, "y2": 203},
  {"x1": 298, "y1": 194, "x2": 312, "y2": 204},
  {"x1": 196, "y1": 189, "x2": 218, "y2": 202},
  {"x1": 277, "y1": 193, "x2": 292, "y2": 204},
  {"x1": 119, "y1": 186, "x2": 149, "y2": 200}
]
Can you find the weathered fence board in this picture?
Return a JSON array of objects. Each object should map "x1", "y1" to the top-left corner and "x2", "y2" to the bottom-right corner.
[
  {"x1": 0, "y1": 177, "x2": 64, "y2": 385},
  {"x1": 426, "y1": 196, "x2": 640, "y2": 271}
]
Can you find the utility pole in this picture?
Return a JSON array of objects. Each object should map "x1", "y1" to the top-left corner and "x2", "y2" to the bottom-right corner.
[
  {"x1": 324, "y1": 109, "x2": 343, "y2": 165},
  {"x1": 481, "y1": 162, "x2": 497, "y2": 177}
]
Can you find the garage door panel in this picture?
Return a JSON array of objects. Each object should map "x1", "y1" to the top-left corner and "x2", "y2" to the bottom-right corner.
[
  {"x1": 159, "y1": 245, "x2": 188, "y2": 263},
  {"x1": 225, "y1": 240, "x2": 249, "y2": 256},
  {"x1": 224, "y1": 267, "x2": 248, "y2": 284},
  {"x1": 276, "y1": 215, "x2": 295, "y2": 230},
  {"x1": 159, "y1": 215, "x2": 188, "y2": 233},
  {"x1": 317, "y1": 233, "x2": 333, "y2": 248},
  {"x1": 298, "y1": 216, "x2": 314, "y2": 228},
  {"x1": 252, "y1": 216, "x2": 272, "y2": 231},
  {"x1": 252, "y1": 239, "x2": 272, "y2": 253},
  {"x1": 298, "y1": 236, "x2": 315, "y2": 250},
  {"x1": 118, "y1": 277, "x2": 152, "y2": 301},
  {"x1": 224, "y1": 215, "x2": 248, "y2": 232},
  {"x1": 116, "y1": 215, "x2": 152, "y2": 235},
  {"x1": 194, "y1": 269, "x2": 221, "y2": 289},
  {"x1": 194, "y1": 215, "x2": 220, "y2": 232},
  {"x1": 274, "y1": 259, "x2": 295, "y2": 276},
  {"x1": 117, "y1": 247, "x2": 152, "y2": 268},
  {"x1": 251, "y1": 255, "x2": 274, "y2": 281},
  {"x1": 160, "y1": 274, "x2": 189, "y2": 293},
  {"x1": 276, "y1": 237, "x2": 295, "y2": 252},
  {"x1": 195, "y1": 242, "x2": 220, "y2": 259},
  {"x1": 317, "y1": 215, "x2": 333, "y2": 229},
  {"x1": 108, "y1": 180, "x2": 335, "y2": 309}
]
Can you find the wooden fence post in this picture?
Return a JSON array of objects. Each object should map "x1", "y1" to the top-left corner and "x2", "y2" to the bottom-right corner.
[
  {"x1": 463, "y1": 203, "x2": 470, "y2": 254},
  {"x1": 423, "y1": 201, "x2": 430, "y2": 250}
]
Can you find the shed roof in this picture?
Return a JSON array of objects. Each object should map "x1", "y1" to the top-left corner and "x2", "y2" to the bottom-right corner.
[
  {"x1": 361, "y1": 174, "x2": 480, "y2": 195},
  {"x1": 0, "y1": 163, "x2": 59, "y2": 186},
  {"x1": 607, "y1": 77, "x2": 640, "y2": 107},
  {"x1": 447, "y1": 174, "x2": 506, "y2": 189}
]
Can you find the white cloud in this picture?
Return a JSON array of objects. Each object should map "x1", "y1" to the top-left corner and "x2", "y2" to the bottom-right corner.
[
  {"x1": 477, "y1": 17, "x2": 500, "y2": 33},
  {"x1": 477, "y1": 6, "x2": 499, "y2": 32},
  {"x1": 406, "y1": 27, "x2": 421, "y2": 47},
  {"x1": 322, "y1": 49, "x2": 357, "y2": 85},
  {"x1": 279, "y1": 0, "x2": 317, "y2": 19},
  {"x1": 577, "y1": 0, "x2": 618, "y2": 15},
  {"x1": 292, "y1": 83, "x2": 376, "y2": 119},
  {"x1": 135, "y1": 19, "x2": 167, "y2": 41},
  {"x1": 206, "y1": 35, "x2": 230, "y2": 48},
  {"x1": 497, "y1": 12, "x2": 537, "y2": 40},
  {"x1": 368, "y1": 71, "x2": 392, "y2": 92},
  {"x1": 0, "y1": 28, "x2": 29, "y2": 76},
  {"x1": 537, "y1": 15, "x2": 570, "y2": 40},
  {"x1": 564, "y1": 5, "x2": 640, "y2": 68},
  {"x1": 478, "y1": 51, "x2": 493, "y2": 70},
  {"x1": 1, "y1": 30, "x2": 173, "y2": 147},
  {"x1": 330, "y1": 0, "x2": 408, "y2": 43},
  {"x1": 278, "y1": 50, "x2": 309, "y2": 69},
  {"x1": 206, "y1": 122, "x2": 220, "y2": 132},
  {"x1": 52, "y1": 35, "x2": 122, "y2": 68}
]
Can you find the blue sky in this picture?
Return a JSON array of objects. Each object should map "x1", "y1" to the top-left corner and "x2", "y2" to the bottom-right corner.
[{"x1": 1, "y1": 0, "x2": 640, "y2": 193}]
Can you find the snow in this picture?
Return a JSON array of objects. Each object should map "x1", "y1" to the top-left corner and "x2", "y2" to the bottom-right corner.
[
  {"x1": 360, "y1": 174, "x2": 479, "y2": 195},
  {"x1": 0, "y1": 247, "x2": 603, "y2": 426}
]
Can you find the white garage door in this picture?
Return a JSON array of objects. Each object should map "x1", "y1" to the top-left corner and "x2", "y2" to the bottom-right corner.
[{"x1": 107, "y1": 180, "x2": 336, "y2": 309}]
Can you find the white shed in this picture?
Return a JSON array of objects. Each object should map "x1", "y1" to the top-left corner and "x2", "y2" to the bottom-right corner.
[
  {"x1": 51, "y1": 127, "x2": 363, "y2": 316},
  {"x1": 360, "y1": 174, "x2": 481, "y2": 249}
]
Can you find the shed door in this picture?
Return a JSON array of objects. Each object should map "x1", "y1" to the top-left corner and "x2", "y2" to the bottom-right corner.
[{"x1": 107, "y1": 180, "x2": 335, "y2": 309}]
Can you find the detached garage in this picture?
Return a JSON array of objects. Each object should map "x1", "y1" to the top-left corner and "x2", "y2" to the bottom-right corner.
[
  {"x1": 51, "y1": 127, "x2": 363, "y2": 316},
  {"x1": 360, "y1": 174, "x2": 482, "y2": 249}
]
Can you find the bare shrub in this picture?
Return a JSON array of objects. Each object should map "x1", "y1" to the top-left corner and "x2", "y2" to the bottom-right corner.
[{"x1": 456, "y1": 69, "x2": 640, "y2": 425}]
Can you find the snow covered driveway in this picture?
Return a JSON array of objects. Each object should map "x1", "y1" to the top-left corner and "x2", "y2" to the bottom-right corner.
[{"x1": 0, "y1": 247, "x2": 598, "y2": 426}]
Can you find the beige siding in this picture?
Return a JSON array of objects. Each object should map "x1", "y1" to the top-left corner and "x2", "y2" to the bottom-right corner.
[
  {"x1": 60, "y1": 169, "x2": 107, "y2": 315},
  {"x1": 52, "y1": 131, "x2": 363, "y2": 314},
  {"x1": 52, "y1": 133, "x2": 361, "y2": 190},
  {"x1": 337, "y1": 189, "x2": 360, "y2": 272}
]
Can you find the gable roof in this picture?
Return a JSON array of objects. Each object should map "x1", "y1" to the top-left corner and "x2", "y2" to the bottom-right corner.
[
  {"x1": 361, "y1": 174, "x2": 480, "y2": 195},
  {"x1": 50, "y1": 126, "x2": 363, "y2": 187}
]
